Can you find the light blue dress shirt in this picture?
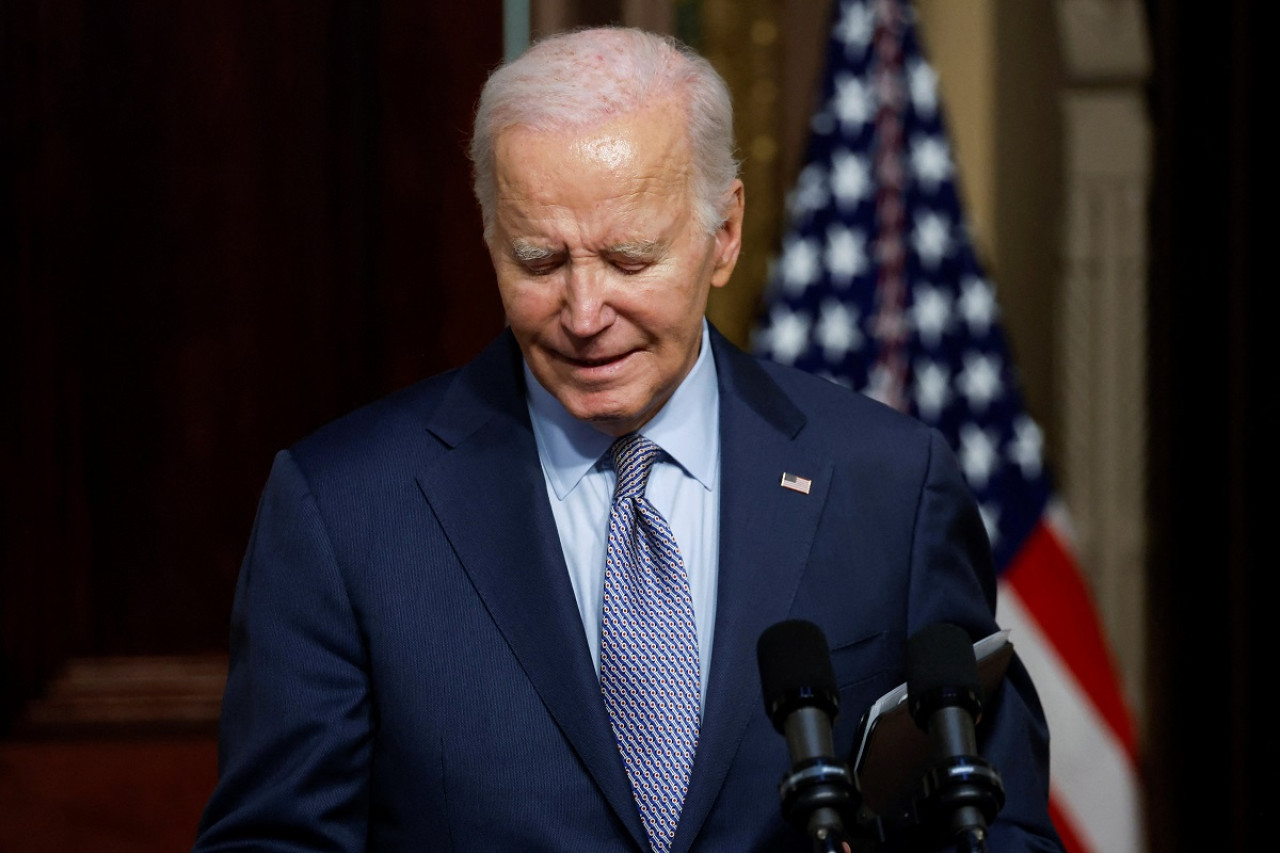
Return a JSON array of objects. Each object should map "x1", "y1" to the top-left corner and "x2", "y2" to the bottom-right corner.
[{"x1": 524, "y1": 321, "x2": 721, "y2": 705}]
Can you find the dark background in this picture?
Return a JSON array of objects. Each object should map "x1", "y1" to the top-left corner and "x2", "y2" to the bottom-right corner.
[
  {"x1": 1, "y1": 0, "x2": 1274, "y2": 849},
  {"x1": 2, "y1": 4, "x2": 503, "y2": 846},
  {"x1": 1144, "y1": 0, "x2": 1276, "y2": 849},
  {"x1": 2, "y1": 0, "x2": 504, "y2": 697}
]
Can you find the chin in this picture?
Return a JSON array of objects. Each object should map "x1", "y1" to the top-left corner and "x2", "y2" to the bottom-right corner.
[
  {"x1": 564, "y1": 382, "x2": 673, "y2": 435},
  {"x1": 571, "y1": 408, "x2": 635, "y2": 434},
  {"x1": 585, "y1": 415, "x2": 642, "y2": 437},
  {"x1": 565, "y1": 400, "x2": 647, "y2": 436}
]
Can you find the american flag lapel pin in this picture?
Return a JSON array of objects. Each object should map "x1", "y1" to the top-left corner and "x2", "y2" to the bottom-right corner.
[{"x1": 780, "y1": 472, "x2": 812, "y2": 495}]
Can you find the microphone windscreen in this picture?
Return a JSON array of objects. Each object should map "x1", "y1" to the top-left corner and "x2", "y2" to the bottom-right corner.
[
  {"x1": 906, "y1": 623, "x2": 981, "y2": 717},
  {"x1": 757, "y1": 619, "x2": 838, "y2": 727}
]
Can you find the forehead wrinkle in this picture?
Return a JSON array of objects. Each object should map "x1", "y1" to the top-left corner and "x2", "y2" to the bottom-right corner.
[{"x1": 501, "y1": 192, "x2": 680, "y2": 254}]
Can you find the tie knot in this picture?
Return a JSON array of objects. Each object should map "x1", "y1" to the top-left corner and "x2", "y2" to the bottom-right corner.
[{"x1": 609, "y1": 433, "x2": 661, "y2": 500}]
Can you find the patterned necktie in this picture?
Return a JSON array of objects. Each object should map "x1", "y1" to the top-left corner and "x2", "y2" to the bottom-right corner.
[{"x1": 599, "y1": 433, "x2": 702, "y2": 853}]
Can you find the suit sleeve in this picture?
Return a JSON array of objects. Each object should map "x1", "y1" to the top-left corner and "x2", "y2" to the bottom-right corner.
[
  {"x1": 193, "y1": 450, "x2": 372, "y2": 852},
  {"x1": 905, "y1": 430, "x2": 1064, "y2": 852}
]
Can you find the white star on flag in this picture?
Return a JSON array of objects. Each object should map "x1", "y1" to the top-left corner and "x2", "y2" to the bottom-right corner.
[
  {"x1": 913, "y1": 359, "x2": 950, "y2": 421},
  {"x1": 787, "y1": 163, "x2": 830, "y2": 220},
  {"x1": 959, "y1": 423, "x2": 999, "y2": 488},
  {"x1": 908, "y1": 58, "x2": 939, "y2": 116},
  {"x1": 816, "y1": 299, "x2": 862, "y2": 360},
  {"x1": 780, "y1": 236, "x2": 822, "y2": 294},
  {"x1": 1010, "y1": 415, "x2": 1044, "y2": 478},
  {"x1": 761, "y1": 306, "x2": 810, "y2": 365},
  {"x1": 864, "y1": 363, "x2": 895, "y2": 408},
  {"x1": 831, "y1": 149, "x2": 872, "y2": 209},
  {"x1": 910, "y1": 134, "x2": 952, "y2": 190},
  {"x1": 832, "y1": 72, "x2": 874, "y2": 130},
  {"x1": 957, "y1": 351, "x2": 1004, "y2": 412},
  {"x1": 910, "y1": 283, "x2": 951, "y2": 347},
  {"x1": 825, "y1": 224, "x2": 869, "y2": 285},
  {"x1": 959, "y1": 275, "x2": 998, "y2": 334},
  {"x1": 912, "y1": 210, "x2": 951, "y2": 268},
  {"x1": 834, "y1": 0, "x2": 874, "y2": 55}
]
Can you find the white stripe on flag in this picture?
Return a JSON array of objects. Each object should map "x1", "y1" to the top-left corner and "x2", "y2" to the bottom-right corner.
[{"x1": 997, "y1": 583, "x2": 1144, "y2": 853}]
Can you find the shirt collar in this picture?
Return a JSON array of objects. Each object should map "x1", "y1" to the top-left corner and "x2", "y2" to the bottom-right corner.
[{"x1": 525, "y1": 320, "x2": 720, "y2": 500}]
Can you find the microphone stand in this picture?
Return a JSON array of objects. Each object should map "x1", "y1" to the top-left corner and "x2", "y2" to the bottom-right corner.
[
  {"x1": 776, "y1": 753, "x2": 854, "y2": 853},
  {"x1": 956, "y1": 829, "x2": 987, "y2": 853},
  {"x1": 810, "y1": 815, "x2": 844, "y2": 853},
  {"x1": 908, "y1": 628, "x2": 1005, "y2": 853},
  {"x1": 853, "y1": 625, "x2": 1020, "y2": 852},
  {"x1": 757, "y1": 621, "x2": 863, "y2": 853},
  {"x1": 918, "y1": 751, "x2": 1003, "y2": 853}
]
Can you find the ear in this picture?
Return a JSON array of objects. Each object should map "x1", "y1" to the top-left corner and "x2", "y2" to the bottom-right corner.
[{"x1": 709, "y1": 180, "x2": 745, "y2": 289}]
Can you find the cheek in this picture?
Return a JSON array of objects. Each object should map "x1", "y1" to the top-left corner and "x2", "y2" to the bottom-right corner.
[
  {"x1": 649, "y1": 281, "x2": 710, "y2": 339},
  {"x1": 499, "y1": 284, "x2": 558, "y2": 330},
  {"x1": 625, "y1": 269, "x2": 705, "y2": 325}
]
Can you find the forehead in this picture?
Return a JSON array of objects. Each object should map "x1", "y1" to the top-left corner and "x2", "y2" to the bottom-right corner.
[{"x1": 492, "y1": 103, "x2": 694, "y2": 232}]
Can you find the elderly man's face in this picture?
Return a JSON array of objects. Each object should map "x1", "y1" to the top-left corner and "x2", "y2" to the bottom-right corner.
[{"x1": 487, "y1": 101, "x2": 743, "y2": 436}]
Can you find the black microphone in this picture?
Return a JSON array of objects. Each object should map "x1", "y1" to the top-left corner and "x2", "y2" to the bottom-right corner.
[
  {"x1": 757, "y1": 619, "x2": 854, "y2": 852},
  {"x1": 906, "y1": 623, "x2": 1005, "y2": 853}
]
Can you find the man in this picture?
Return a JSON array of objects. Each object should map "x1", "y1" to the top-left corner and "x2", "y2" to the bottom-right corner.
[{"x1": 195, "y1": 27, "x2": 1062, "y2": 852}]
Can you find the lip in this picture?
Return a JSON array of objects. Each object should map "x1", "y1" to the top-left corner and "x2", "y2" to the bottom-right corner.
[{"x1": 554, "y1": 348, "x2": 637, "y2": 381}]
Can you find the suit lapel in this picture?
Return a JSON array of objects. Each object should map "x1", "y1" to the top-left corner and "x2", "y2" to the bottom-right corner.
[
  {"x1": 672, "y1": 330, "x2": 834, "y2": 853},
  {"x1": 415, "y1": 333, "x2": 648, "y2": 849}
]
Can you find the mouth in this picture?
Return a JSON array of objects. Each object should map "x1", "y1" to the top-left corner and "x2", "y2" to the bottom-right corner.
[
  {"x1": 553, "y1": 348, "x2": 638, "y2": 380},
  {"x1": 564, "y1": 352, "x2": 631, "y2": 368}
]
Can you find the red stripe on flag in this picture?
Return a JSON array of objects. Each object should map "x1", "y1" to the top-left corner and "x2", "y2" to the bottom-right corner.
[
  {"x1": 1049, "y1": 796, "x2": 1089, "y2": 853},
  {"x1": 1003, "y1": 518, "x2": 1138, "y2": 756}
]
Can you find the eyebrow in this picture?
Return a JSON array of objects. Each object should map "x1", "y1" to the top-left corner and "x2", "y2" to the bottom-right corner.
[
  {"x1": 508, "y1": 239, "x2": 668, "y2": 263},
  {"x1": 605, "y1": 240, "x2": 667, "y2": 262},
  {"x1": 510, "y1": 241, "x2": 562, "y2": 263}
]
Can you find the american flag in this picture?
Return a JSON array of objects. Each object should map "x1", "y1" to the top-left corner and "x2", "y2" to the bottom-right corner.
[
  {"x1": 780, "y1": 472, "x2": 813, "y2": 494},
  {"x1": 751, "y1": 2, "x2": 1142, "y2": 850}
]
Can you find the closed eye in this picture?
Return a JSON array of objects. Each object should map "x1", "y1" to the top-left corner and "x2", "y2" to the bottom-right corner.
[
  {"x1": 521, "y1": 258, "x2": 563, "y2": 276},
  {"x1": 610, "y1": 258, "x2": 651, "y2": 275},
  {"x1": 606, "y1": 241, "x2": 665, "y2": 275}
]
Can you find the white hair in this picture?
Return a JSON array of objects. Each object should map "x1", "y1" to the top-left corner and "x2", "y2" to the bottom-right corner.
[{"x1": 469, "y1": 27, "x2": 739, "y2": 237}]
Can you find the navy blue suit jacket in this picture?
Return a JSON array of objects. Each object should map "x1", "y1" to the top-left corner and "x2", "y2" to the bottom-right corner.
[{"x1": 195, "y1": 327, "x2": 1062, "y2": 851}]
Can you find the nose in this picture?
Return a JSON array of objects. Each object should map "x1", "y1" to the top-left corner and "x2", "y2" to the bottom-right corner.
[{"x1": 561, "y1": 265, "x2": 615, "y2": 339}]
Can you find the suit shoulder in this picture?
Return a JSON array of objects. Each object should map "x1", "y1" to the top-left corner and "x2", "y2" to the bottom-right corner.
[
  {"x1": 754, "y1": 356, "x2": 934, "y2": 447},
  {"x1": 285, "y1": 369, "x2": 458, "y2": 484}
]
